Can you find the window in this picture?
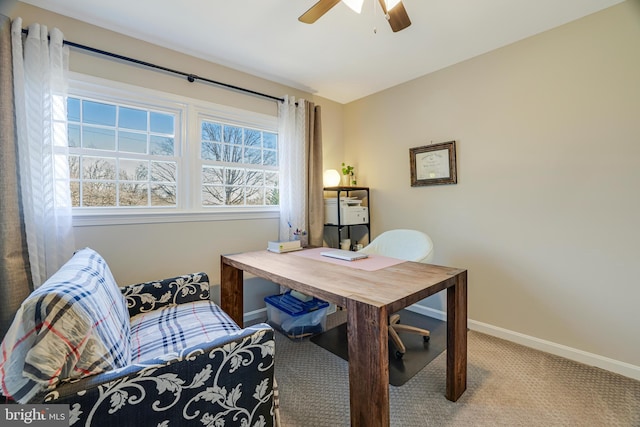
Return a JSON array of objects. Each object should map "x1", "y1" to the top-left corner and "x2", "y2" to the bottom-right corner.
[
  {"x1": 200, "y1": 119, "x2": 278, "y2": 207},
  {"x1": 67, "y1": 97, "x2": 178, "y2": 208},
  {"x1": 66, "y1": 75, "x2": 279, "y2": 223}
]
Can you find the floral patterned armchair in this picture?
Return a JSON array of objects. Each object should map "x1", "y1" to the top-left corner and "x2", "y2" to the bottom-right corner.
[{"x1": 0, "y1": 248, "x2": 276, "y2": 427}]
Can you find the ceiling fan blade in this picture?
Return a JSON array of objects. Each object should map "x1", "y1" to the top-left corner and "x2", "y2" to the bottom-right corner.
[
  {"x1": 299, "y1": 0, "x2": 342, "y2": 24},
  {"x1": 377, "y1": 0, "x2": 411, "y2": 32}
]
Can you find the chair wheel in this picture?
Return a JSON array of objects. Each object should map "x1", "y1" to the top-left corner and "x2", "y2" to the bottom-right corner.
[
  {"x1": 395, "y1": 350, "x2": 404, "y2": 359},
  {"x1": 423, "y1": 336, "x2": 430, "y2": 342}
]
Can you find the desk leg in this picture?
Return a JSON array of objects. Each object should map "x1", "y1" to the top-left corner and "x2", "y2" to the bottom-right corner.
[
  {"x1": 346, "y1": 300, "x2": 389, "y2": 427},
  {"x1": 220, "y1": 258, "x2": 244, "y2": 327},
  {"x1": 446, "y1": 270, "x2": 468, "y2": 401}
]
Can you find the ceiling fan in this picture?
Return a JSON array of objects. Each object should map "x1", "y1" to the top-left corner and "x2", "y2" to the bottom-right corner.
[{"x1": 299, "y1": 0, "x2": 411, "y2": 33}]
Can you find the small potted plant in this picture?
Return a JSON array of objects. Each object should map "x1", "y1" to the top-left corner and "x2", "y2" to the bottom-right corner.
[{"x1": 341, "y1": 163, "x2": 356, "y2": 186}]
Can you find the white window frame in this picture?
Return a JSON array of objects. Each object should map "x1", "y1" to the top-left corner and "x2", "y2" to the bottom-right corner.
[{"x1": 69, "y1": 73, "x2": 279, "y2": 227}]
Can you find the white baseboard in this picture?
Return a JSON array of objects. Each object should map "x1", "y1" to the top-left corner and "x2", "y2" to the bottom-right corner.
[
  {"x1": 406, "y1": 304, "x2": 640, "y2": 381},
  {"x1": 406, "y1": 304, "x2": 447, "y2": 321},
  {"x1": 244, "y1": 307, "x2": 268, "y2": 323}
]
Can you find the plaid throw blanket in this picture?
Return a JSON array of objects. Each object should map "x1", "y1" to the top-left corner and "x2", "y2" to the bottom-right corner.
[
  {"x1": 130, "y1": 301, "x2": 240, "y2": 363},
  {"x1": 0, "y1": 248, "x2": 131, "y2": 403}
]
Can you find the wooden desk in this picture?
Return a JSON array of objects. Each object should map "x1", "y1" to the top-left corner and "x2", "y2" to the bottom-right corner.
[{"x1": 220, "y1": 250, "x2": 467, "y2": 427}]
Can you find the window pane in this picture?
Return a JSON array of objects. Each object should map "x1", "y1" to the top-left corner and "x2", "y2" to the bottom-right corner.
[
  {"x1": 150, "y1": 136, "x2": 174, "y2": 156},
  {"x1": 246, "y1": 170, "x2": 263, "y2": 186},
  {"x1": 82, "y1": 157, "x2": 116, "y2": 180},
  {"x1": 68, "y1": 124, "x2": 80, "y2": 147},
  {"x1": 119, "y1": 131, "x2": 147, "y2": 154},
  {"x1": 224, "y1": 125, "x2": 242, "y2": 145},
  {"x1": 82, "y1": 182, "x2": 116, "y2": 206},
  {"x1": 70, "y1": 181, "x2": 80, "y2": 207},
  {"x1": 119, "y1": 159, "x2": 148, "y2": 181},
  {"x1": 265, "y1": 171, "x2": 278, "y2": 187},
  {"x1": 263, "y1": 132, "x2": 277, "y2": 149},
  {"x1": 119, "y1": 183, "x2": 148, "y2": 206},
  {"x1": 68, "y1": 156, "x2": 80, "y2": 179},
  {"x1": 201, "y1": 141, "x2": 223, "y2": 161},
  {"x1": 264, "y1": 150, "x2": 277, "y2": 166},
  {"x1": 201, "y1": 122, "x2": 221, "y2": 142},
  {"x1": 83, "y1": 127, "x2": 115, "y2": 151},
  {"x1": 245, "y1": 148, "x2": 261, "y2": 165},
  {"x1": 82, "y1": 100, "x2": 116, "y2": 126},
  {"x1": 202, "y1": 166, "x2": 223, "y2": 185},
  {"x1": 67, "y1": 97, "x2": 80, "y2": 122},
  {"x1": 245, "y1": 129, "x2": 260, "y2": 147},
  {"x1": 119, "y1": 107, "x2": 147, "y2": 131},
  {"x1": 151, "y1": 184, "x2": 176, "y2": 206},
  {"x1": 226, "y1": 186, "x2": 244, "y2": 205},
  {"x1": 246, "y1": 188, "x2": 264, "y2": 205},
  {"x1": 150, "y1": 112, "x2": 174, "y2": 134},
  {"x1": 266, "y1": 188, "x2": 279, "y2": 205},
  {"x1": 226, "y1": 144, "x2": 242, "y2": 163},
  {"x1": 151, "y1": 161, "x2": 176, "y2": 182},
  {"x1": 226, "y1": 168, "x2": 244, "y2": 186},
  {"x1": 202, "y1": 186, "x2": 224, "y2": 206}
]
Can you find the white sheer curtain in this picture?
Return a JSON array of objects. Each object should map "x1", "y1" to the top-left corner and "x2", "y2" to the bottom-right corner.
[
  {"x1": 11, "y1": 19, "x2": 74, "y2": 287},
  {"x1": 278, "y1": 96, "x2": 307, "y2": 241}
]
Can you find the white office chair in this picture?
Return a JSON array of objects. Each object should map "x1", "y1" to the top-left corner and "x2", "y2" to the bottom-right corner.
[{"x1": 358, "y1": 229, "x2": 434, "y2": 358}]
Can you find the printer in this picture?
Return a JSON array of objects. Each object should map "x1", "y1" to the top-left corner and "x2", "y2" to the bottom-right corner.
[{"x1": 324, "y1": 197, "x2": 369, "y2": 225}]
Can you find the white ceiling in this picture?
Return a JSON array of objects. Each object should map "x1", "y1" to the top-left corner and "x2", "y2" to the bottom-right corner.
[{"x1": 19, "y1": 0, "x2": 624, "y2": 104}]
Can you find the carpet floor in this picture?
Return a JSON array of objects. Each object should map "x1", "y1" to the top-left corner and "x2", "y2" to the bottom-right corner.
[{"x1": 273, "y1": 311, "x2": 640, "y2": 427}]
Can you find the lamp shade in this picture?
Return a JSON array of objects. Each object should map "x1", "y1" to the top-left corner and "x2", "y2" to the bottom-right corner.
[{"x1": 323, "y1": 169, "x2": 341, "y2": 187}]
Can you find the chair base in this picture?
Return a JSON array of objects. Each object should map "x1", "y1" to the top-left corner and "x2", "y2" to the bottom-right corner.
[{"x1": 389, "y1": 313, "x2": 430, "y2": 358}]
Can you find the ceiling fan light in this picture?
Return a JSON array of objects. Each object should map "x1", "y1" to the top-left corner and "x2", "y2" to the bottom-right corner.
[
  {"x1": 384, "y1": 0, "x2": 402, "y2": 11},
  {"x1": 342, "y1": 0, "x2": 364, "y2": 13}
]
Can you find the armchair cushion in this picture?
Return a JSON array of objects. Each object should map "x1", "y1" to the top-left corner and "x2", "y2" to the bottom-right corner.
[
  {"x1": 0, "y1": 248, "x2": 131, "y2": 403},
  {"x1": 130, "y1": 301, "x2": 240, "y2": 362}
]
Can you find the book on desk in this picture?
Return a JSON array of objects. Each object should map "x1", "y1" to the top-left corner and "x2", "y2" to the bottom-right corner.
[{"x1": 267, "y1": 240, "x2": 302, "y2": 253}]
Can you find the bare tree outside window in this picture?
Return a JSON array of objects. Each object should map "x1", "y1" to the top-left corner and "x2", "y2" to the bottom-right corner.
[
  {"x1": 67, "y1": 97, "x2": 177, "y2": 208},
  {"x1": 201, "y1": 120, "x2": 278, "y2": 207},
  {"x1": 150, "y1": 159, "x2": 177, "y2": 206}
]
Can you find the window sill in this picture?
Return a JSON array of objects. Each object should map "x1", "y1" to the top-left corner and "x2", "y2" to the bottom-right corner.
[{"x1": 72, "y1": 208, "x2": 279, "y2": 227}]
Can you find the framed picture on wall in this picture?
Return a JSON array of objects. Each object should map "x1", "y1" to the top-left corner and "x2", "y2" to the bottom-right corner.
[{"x1": 410, "y1": 141, "x2": 457, "y2": 186}]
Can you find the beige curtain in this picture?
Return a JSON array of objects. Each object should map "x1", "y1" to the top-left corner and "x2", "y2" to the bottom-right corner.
[
  {"x1": 304, "y1": 101, "x2": 324, "y2": 247},
  {"x1": 0, "y1": 14, "x2": 33, "y2": 340}
]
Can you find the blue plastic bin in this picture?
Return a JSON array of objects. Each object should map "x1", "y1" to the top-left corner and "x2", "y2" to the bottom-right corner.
[{"x1": 264, "y1": 291, "x2": 329, "y2": 340}]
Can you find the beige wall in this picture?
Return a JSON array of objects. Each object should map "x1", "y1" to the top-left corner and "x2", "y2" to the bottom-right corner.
[
  {"x1": 6, "y1": 2, "x2": 345, "y2": 311},
  {"x1": 344, "y1": 1, "x2": 640, "y2": 370}
]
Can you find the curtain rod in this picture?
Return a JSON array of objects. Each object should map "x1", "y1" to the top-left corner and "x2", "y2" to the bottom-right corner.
[{"x1": 21, "y1": 28, "x2": 286, "y2": 104}]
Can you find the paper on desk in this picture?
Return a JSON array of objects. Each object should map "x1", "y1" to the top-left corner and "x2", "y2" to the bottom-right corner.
[{"x1": 290, "y1": 247, "x2": 405, "y2": 271}]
